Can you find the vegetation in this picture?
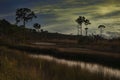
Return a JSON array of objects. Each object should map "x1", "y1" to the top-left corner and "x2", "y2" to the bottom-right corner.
[
  {"x1": 0, "y1": 19, "x2": 119, "y2": 53},
  {"x1": 15, "y1": 8, "x2": 36, "y2": 27},
  {"x1": 75, "y1": 16, "x2": 90, "y2": 36},
  {"x1": 84, "y1": 19, "x2": 91, "y2": 36},
  {"x1": 0, "y1": 8, "x2": 120, "y2": 80},
  {"x1": 98, "y1": 25, "x2": 106, "y2": 36},
  {"x1": 0, "y1": 46, "x2": 42, "y2": 80},
  {"x1": 33, "y1": 23, "x2": 41, "y2": 32},
  {"x1": 0, "y1": 45, "x2": 119, "y2": 80}
]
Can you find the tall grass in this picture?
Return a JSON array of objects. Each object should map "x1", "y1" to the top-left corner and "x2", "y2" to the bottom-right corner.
[
  {"x1": 0, "y1": 47, "x2": 42, "y2": 80},
  {"x1": 0, "y1": 46, "x2": 119, "y2": 80}
]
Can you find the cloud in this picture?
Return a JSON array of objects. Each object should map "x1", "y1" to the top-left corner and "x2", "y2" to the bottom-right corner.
[
  {"x1": 106, "y1": 31, "x2": 120, "y2": 38},
  {"x1": 0, "y1": 0, "x2": 120, "y2": 37},
  {"x1": 32, "y1": 0, "x2": 120, "y2": 36}
]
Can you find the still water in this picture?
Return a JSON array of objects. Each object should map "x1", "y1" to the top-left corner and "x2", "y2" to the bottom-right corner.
[{"x1": 30, "y1": 54, "x2": 120, "y2": 79}]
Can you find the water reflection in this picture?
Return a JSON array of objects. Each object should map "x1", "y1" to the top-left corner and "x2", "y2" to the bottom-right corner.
[{"x1": 30, "y1": 54, "x2": 120, "y2": 79}]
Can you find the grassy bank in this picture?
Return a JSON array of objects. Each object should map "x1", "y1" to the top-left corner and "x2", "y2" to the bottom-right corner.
[
  {"x1": 0, "y1": 46, "x2": 119, "y2": 80},
  {"x1": 2, "y1": 43, "x2": 120, "y2": 69}
]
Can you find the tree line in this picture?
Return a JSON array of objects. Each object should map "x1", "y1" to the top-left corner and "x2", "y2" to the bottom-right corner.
[
  {"x1": 15, "y1": 8, "x2": 106, "y2": 37},
  {"x1": 76, "y1": 16, "x2": 106, "y2": 37},
  {"x1": 15, "y1": 8, "x2": 41, "y2": 32}
]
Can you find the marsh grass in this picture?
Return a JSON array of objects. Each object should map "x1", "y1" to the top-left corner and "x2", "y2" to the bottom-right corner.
[
  {"x1": 0, "y1": 46, "x2": 119, "y2": 80},
  {"x1": 0, "y1": 47, "x2": 41, "y2": 80}
]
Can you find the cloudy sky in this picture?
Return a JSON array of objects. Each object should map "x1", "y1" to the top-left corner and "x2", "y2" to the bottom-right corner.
[{"x1": 0, "y1": 0, "x2": 120, "y2": 37}]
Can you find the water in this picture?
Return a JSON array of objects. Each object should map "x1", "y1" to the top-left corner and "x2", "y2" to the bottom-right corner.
[{"x1": 30, "y1": 54, "x2": 120, "y2": 79}]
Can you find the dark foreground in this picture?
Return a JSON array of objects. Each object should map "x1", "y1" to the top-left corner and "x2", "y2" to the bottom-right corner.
[
  {"x1": 0, "y1": 45, "x2": 120, "y2": 80},
  {"x1": 4, "y1": 42, "x2": 120, "y2": 69}
]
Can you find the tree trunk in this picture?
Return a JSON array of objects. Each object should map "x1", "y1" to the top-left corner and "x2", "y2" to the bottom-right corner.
[
  {"x1": 23, "y1": 19, "x2": 25, "y2": 27},
  {"x1": 77, "y1": 25, "x2": 80, "y2": 36},
  {"x1": 100, "y1": 28, "x2": 102, "y2": 36},
  {"x1": 86, "y1": 30, "x2": 88, "y2": 36},
  {"x1": 80, "y1": 24, "x2": 82, "y2": 36},
  {"x1": 85, "y1": 25, "x2": 88, "y2": 36},
  {"x1": 15, "y1": 22, "x2": 18, "y2": 25}
]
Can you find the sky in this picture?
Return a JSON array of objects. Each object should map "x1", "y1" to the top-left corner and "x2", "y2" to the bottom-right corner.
[{"x1": 0, "y1": 0, "x2": 120, "y2": 37}]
